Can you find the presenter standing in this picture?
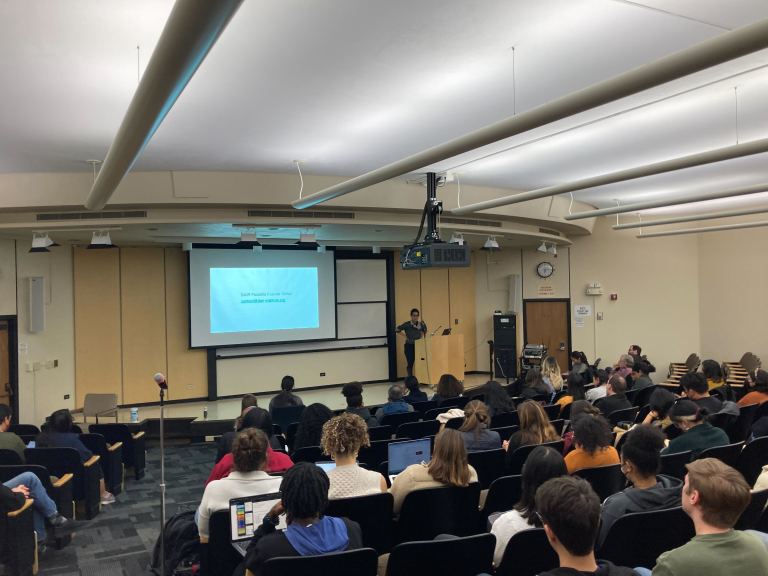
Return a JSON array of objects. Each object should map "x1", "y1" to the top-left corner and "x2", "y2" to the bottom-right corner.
[{"x1": 396, "y1": 308, "x2": 427, "y2": 377}]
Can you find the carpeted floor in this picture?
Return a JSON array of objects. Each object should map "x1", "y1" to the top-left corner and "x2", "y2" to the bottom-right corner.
[{"x1": 39, "y1": 442, "x2": 215, "y2": 576}]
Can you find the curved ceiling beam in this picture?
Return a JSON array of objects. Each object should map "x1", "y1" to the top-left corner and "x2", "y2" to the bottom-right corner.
[
  {"x1": 613, "y1": 205, "x2": 768, "y2": 229},
  {"x1": 84, "y1": 0, "x2": 243, "y2": 211},
  {"x1": 291, "y1": 17, "x2": 768, "y2": 210},
  {"x1": 564, "y1": 182, "x2": 768, "y2": 220},
  {"x1": 452, "y1": 137, "x2": 768, "y2": 215}
]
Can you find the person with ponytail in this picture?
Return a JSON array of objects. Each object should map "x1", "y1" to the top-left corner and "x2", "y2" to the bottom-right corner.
[
  {"x1": 458, "y1": 400, "x2": 501, "y2": 451},
  {"x1": 662, "y1": 399, "x2": 729, "y2": 459}
]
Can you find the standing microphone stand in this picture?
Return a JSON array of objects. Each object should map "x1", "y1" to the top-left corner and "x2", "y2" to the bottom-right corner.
[{"x1": 158, "y1": 384, "x2": 167, "y2": 576}]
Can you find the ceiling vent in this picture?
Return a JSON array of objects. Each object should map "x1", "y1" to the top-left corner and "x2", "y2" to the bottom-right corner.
[
  {"x1": 538, "y1": 227, "x2": 561, "y2": 236},
  {"x1": 441, "y1": 216, "x2": 502, "y2": 228},
  {"x1": 247, "y1": 209, "x2": 355, "y2": 219},
  {"x1": 36, "y1": 210, "x2": 148, "y2": 222}
]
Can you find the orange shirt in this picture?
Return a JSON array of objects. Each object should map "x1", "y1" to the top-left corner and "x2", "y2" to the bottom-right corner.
[
  {"x1": 564, "y1": 445, "x2": 620, "y2": 474},
  {"x1": 738, "y1": 391, "x2": 768, "y2": 407}
]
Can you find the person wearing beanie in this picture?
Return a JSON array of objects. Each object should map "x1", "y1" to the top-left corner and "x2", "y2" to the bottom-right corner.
[{"x1": 662, "y1": 399, "x2": 729, "y2": 459}]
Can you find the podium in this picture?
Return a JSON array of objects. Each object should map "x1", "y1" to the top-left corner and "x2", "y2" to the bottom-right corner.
[{"x1": 414, "y1": 334, "x2": 465, "y2": 385}]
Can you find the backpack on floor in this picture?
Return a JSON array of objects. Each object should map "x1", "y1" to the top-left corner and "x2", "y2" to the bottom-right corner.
[{"x1": 150, "y1": 510, "x2": 200, "y2": 576}]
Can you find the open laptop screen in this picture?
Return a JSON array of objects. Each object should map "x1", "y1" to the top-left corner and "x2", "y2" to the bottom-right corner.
[
  {"x1": 229, "y1": 492, "x2": 285, "y2": 541},
  {"x1": 388, "y1": 438, "x2": 431, "y2": 476}
]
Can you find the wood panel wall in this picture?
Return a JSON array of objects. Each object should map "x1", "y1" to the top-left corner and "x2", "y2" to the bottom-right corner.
[
  {"x1": 393, "y1": 254, "x2": 477, "y2": 378},
  {"x1": 74, "y1": 247, "x2": 207, "y2": 406}
]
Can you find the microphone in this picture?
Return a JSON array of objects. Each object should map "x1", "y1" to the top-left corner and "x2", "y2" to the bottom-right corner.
[
  {"x1": 430, "y1": 325, "x2": 443, "y2": 337},
  {"x1": 153, "y1": 372, "x2": 168, "y2": 390}
]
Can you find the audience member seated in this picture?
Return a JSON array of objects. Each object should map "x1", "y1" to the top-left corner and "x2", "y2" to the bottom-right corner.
[
  {"x1": 0, "y1": 404, "x2": 26, "y2": 462},
  {"x1": 491, "y1": 446, "x2": 568, "y2": 565},
  {"x1": 662, "y1": 400, "x2": 729, "y2": 459},
  {"x1": 374, "y1": 385, "x2": 414, "y2": 421},
  {"x1": 431, "y1": 373, "x2": 464, "y2": 406},
  {"x1": 340, "y1": 382, "x2": 379, "y2": 427},
  {"x1": 679, "y1": 372, "x2": 722, "y2": 414},
  {"x1": 389, "y1": 428, "x2": 478, "y2": 514},
  {"x1": 562, "y1": 401, "x2": 601, "y2": 454},
  {"x1": 233, "y1": 394, "x2": 260, "y2": 430},
  {"x1": 292, "y1": 403, "x2": 333, "y2": 453},
  {"x1": 242, "y1": 462, "x2": 363, "y2": 575},
  {"x1": 402, "y1": 376, "x2": 428, "y2": 404},
  {"x1": 535, "y1": 476, "x2": 638, "y2": 575},
  {"x1": 570, "y1": 351, "x2": 590, "y2": 378},
  {"x1": 268, "y1": 375, "x2": 304, "y2": 415},
  {"x1": 700, "y1": 360, "x2": 726, "y2": 392},
  {"x1": 556, "y1": 372, "x2": 587, "y2": 414},
  {"x1": 208, "y1": 409, "x2": 293, "y2": 484},
  {"x1": 504, "y1": 400, "x2": 560, "y2": 457},
  {"x1": 478, "y1": 380, "x2": 515, "y2": 417},
  {"x1": 458, "y1": 401, "x2": 501, "y2": 451},
  {"x1": 218, "y1": 401, "x2": 283, "y2": 463},
  {"x1": 595, "y1": 375, "x2": 633, "y2": 417},
  {"x1": 648, "y1": 459, "x2": 768, "y2": 576},
  {"x1": 320, "y1": 413, "x2": 387, "y2": 498},
  {"x1": 630, "y1": 360, "x2": 655, "y2": 391},
  {"x1": 640, "y1": 388, "x2": 677, "y2": 430},
  {"x1": 564, "y1": 414, "x2": 619, "y2": 474},
  {"x1": 542, "y1": 356, "x2": 565, "y2": 393},
  {"x1": 739, "y1": 369, "x2": 768, "y2": 407},
  {"x1": 3, "y1": 471, "x2": 74, "y2": 547},
  {"x1": 613, "y1": 354, "x2": 634, "y2": 380},
  {"x1": 519, "y1": 368, "x2": 552, "y2": 402},
  {"x1": 628, "y1": 344, "x2": 642, "y2": 361},
  {"x1": 586, "y1": 369, "x2": 609, "y2": 403},
  {"x1": 36, "y1": 409, "x2": 115, "y2": 505},
  {"x1": 198, "y1": 429, "x2": 282, "y2": 540},
  {"x1": 598, "y1": 425, "x2": 682, "y2": 546}
]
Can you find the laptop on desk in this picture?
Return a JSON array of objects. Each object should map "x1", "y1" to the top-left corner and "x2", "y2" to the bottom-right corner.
[
  {"x1": 387, "y1": 438, "x2": 431, "y2": 484},
  {"x1": 229, "y1": 492, "x2": 284, "y2": 556}
]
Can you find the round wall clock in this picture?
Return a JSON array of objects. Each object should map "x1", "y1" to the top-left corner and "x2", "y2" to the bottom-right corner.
[{"x1": 536, "y1": 261, "x2": 554, "y2": 278}]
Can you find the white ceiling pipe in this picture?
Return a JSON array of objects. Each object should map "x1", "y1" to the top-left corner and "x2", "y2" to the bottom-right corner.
[
  {"x1": 453, "y1": 137, "x2": 768, "y2": 215},
  {"x1": 84, "y1": 0, "x2": 243, "y2": 211},
  {"x1": 291, "y1": 17, "x2": 768, "y2": 210},
  {"x1": 613, "y1": 205, "x2": 768, "y2": 229},
  {"x1": 637, "y1": 219, "x2": 768, "y2": 238},
  {"x1": 564, "y1": 182, "x2": 768, "y2": 220}
]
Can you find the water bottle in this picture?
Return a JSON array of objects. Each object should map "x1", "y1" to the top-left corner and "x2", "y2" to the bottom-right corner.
[
  {"x1": 130, "y1": 407, "x2": 139, "y2": 423},
  {"x1": 203, "y1": 406, "x2": 208, "y2": 420}
]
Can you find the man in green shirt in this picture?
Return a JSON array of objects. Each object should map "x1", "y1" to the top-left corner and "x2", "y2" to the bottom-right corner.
[
  {"x1": 651, "y1": 458, "x2": 768, "y2": 576},
  {"x1": 0, "y1": 404, "x2": 27, "y2": 462}
]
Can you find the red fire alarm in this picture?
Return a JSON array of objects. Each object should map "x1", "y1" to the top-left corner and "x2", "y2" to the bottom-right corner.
[{"x1": 610, "y1": 293, "x2": 618, "y2": 301}]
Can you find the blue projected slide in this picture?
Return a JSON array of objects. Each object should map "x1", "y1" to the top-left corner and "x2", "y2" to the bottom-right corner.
[{"x1": 210, "y1": 267, "x2": 319, "y2": 334}]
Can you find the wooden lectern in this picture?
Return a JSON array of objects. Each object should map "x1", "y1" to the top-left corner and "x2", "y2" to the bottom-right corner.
[{"x1": 414, "y1": 334, "x2": 465, "y2": 385}]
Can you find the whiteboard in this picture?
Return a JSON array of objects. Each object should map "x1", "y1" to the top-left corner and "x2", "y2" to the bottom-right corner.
[
  {"x1": 336, "y1": 260, "x2": 387, "y2": 302},
  {"x1": 338, "y1": 302, "x2": 387, "y2": 339}
]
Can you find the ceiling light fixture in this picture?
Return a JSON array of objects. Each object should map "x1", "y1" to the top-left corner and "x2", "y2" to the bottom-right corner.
[
  {"x1": 537, "y1": 241, "x2": 548, "y2": 253},
  {"x1": 295, "y1": 233, "x2": 320, "y2": 249},
  {"x1": 87, "y1": 230, "x2": 116, "y2": 250},
  {"x1": 547, "y1": 243, "x2": 557, "y2": 256},
  {"x1": 235, "y1": 231, "x2": 262, "y2": 249},
  {"x1": 449, "y1": 232, "x2": 465, "y2": 245},
  {"x1": 372, "y1": 246, "x2": 381, "y2": 254},
  {"x1": 29, "y1": 233, "x2": 55, "y2": 253},
  {"x1": 482, "y1": 236, "x2": 500, "y2": 251}
]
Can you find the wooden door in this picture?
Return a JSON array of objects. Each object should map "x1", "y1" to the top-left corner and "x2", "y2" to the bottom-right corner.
[
  {"x1": 523, "y1": 300, "x2": 571, "y2": 371},
  {"x1": 0, "y1": 323, "x2": 9, "y2": 407}
]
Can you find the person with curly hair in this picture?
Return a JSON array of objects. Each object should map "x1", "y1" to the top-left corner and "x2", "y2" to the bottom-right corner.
[
  {"x1": 320, "y1": 413, "x2": 387, "y2": 498},
  {"x1": 563, "y1": 414, "x2": 619, "y2": 474}
]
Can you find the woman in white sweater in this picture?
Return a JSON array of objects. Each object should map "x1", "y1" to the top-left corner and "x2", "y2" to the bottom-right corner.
[
  {"x1": 196, "y1": 428, "x2": 282, "y2": 540},
  {"x1": 321, "y1": 413, "x2": 387, "y2": 499}
]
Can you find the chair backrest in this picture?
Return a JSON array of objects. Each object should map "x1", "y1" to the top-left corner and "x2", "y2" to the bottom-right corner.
[
  {"x1": 496, "y1": 528, "x2": 558, "y2": 576},
  {"x1": 541, "y1": 404, "x2": 560, "y2": 420},
  {"x1": 685, "y1": 353, "x2": 701, "y2": 372},
  {"x1": 559, "y1": 402, "x2": 572, "y2": 420},
  {"x1": 735, "y1": 488, "x2": 768, "y2": 530},
  {"x1": 491, "y1": 411, "x2": 519, "y2": 428},
  {"x1": 379, "y1": 411, "x2": 420, "y2": 428},
  {"x1": 410, "y1": 400, "x2": 437, "y2": 414},
  {"x1": 387, "y1": 533, "x2": 495, "y2": 576},
  {"x1": 78, "y1": 433, "x2": 108, "y2": 455},
  {"x1": 205, "y1": 509, "x2": 246, "y2": 576},
  {"x1": 9, "y1": 424, "x2": 40, "y2": 436},
  {"x1": 550, "y1": 419, "x2": 565, "y2": 435},
  {"x1": 482, "y1": 474, "x2": 522, "y2": 518},
  {"x1": 424, "y1": 407, "x2": 451, "y2": 420},
  {"x1": 271, "y1": 405, "x2": 306, "y2": 435},
  {"x1": 467, "y1": 448, "x2": 506, "y2": 490},
  {"x1": 598, "y1": 506, "x2": 694, "y2": 569},
  {"x1": 397, "y1": 484, "x2": 481, "y2": 543},
  {"x1": 367, "y1": 425, "x2": 393, "y2": 442},
  {"x1": 286, "y1": 422, "x2": 300, "y2": 450},
  {"x1": 632, "y1": 385, "x2": 657, "y2": 408},
  {"x1": 0, "y1": 464, "x2": 54, "y2": 490},
  {"x1": 729, "y1": 403, "x2": 760, "y2": 443},
  {"x1": 573, "y1": 464, "x2": 625, "y2": 502},
  {"x1": 88, "y1": 423, "x2": 135, "y2": 446},
  {"x1": 0, "y1": 449, "x2": 23, "y2": 465},
  {"x1": 607, "y1": 406, "x2": 639, "y2": 427},
  {"x1": 439, "y1": 396, "x2": 469, "y2": 409},
  {"x1": 262, "y1": 547, "x2": 378, "y2": 576},
  {"x1": 395, "y1": 420, "x2": 439, "y2": 439},
  {"x1": 291, "y1": 445, "x2": 325, "y2": 463},
  {"x1": 325, "y1": 493, "x2": 393, "y2": 553},
  {"x1": 507, "y1": 440, "x2": 564, "y2": 475},
  {"x1": 24, "y1": 447, "x2": 83, "y2": 478},
  {"x1": 696, "y1": 441, "x2": 744, "y2": 467},
  {"x1": 658, "y1": 451, "x2": 692, "y2": 481},
  {"x1": 82, "y1": 393, "x2": 118, "y2": 419},
  {"x1": 491, "y1": 425, "x2": 520, "y2": 442},
  {"x1": 357, "y1": 439, "x2": 394, "y2": 468},
  {"x1": 737, "y1": 436, "x2": 768, "y2": 485}
]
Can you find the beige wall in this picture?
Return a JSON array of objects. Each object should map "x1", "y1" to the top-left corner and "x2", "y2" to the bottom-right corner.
[{"x1": 0, "y1": 239, "x2": 16, "y2": 316}]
